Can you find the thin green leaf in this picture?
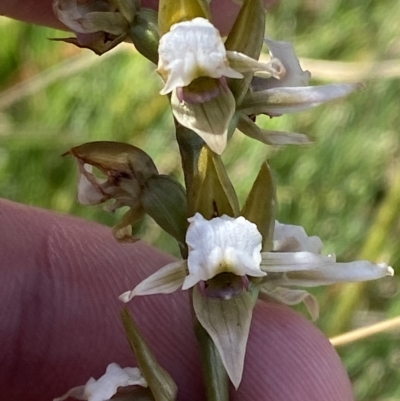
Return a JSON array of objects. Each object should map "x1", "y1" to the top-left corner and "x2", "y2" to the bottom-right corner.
[{"x1": 121, "y1": 309, "x2": 178, "y2": 401}]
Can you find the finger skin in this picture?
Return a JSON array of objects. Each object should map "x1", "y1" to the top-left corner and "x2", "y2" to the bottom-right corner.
[
  {"x1": 0, "y1": 0, "x2": 237, "y2": 31},
  {"x1": 0, "y1": 0, "x2": 276, "y2": 35},
  {"x1": 0, "y1": 199, "x2": 353, "y2": 401}
]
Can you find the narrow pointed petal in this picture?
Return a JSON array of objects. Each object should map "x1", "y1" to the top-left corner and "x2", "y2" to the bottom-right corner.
[
  {"x1": 160, "y1": 68, "x2": 187, "y2": 95},
  {"x1": 119, "y1": 261, "x2": 187, "y2": 302},
  {"x1": 273, "y1": 221, "x2": 323, "y2": 253},
  {"x1": 77, "y1": 164, "x2": 107, "y2": 205},
  {"x1": 261, "y1": 251, "x2": 336, "y2": 272},
  {"x1": 239, "y1": 83, "x2": 363, "y2": 116},
  {"x1": 192, "y1": 286, "x2": 258, "y2": 389},
  {"x1": 171, "y1": 86, "x2": 235, "y2": 155},
  {"x1": 285, "y1": 261, "x2": 394, "y2": 287},
  {"x1": 226, "y1": 51, "x2": 280, "y2": 77},
  {"x1": 260, "y1": 287, "x2": 319, "y2": 321},
  {"x1": 237, "y1": 113, "x2": 312, "y2": 146}
]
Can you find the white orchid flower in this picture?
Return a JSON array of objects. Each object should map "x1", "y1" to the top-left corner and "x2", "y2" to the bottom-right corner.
[
  {"x1": 120, "y1": 214, "x2": 393, "y2": 303},
  {"x1": 158, "y1": 18, "x2": 242, "y2": 95},
  {"x1": 158, "y1": 18, "x2": 279, "y2": 96},
  {"x1": 157, "y1": 17, "x2": 281, "y2": 154},
  {"x1": 54, "y1": 363, "x2": 147, "y2": 401},
  {"x1": 120, "y1": 213, "x2": 265, "y2": 301},
  {"x1": 119, "y1": 214, "x2": 393, "y2": 388}
]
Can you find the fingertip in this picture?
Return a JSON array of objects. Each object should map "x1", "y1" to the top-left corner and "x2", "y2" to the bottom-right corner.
[{"x1": 237, "y1": 301, "x2": 354, "y2": 401}]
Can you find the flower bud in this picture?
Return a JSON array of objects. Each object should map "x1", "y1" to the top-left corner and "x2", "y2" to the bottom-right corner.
[
  {"x1": 141, "y1": 174, "x2": 188, "y2": 245},
  {"x1": 52, "y1": 0, "x2": 139, "y2": 54},
  {"x1": 129, "y1": 8, "x2": 160, "y2": 64}
]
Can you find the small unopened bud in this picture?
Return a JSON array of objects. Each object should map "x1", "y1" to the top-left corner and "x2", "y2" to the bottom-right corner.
[
  {"x1": 129, "y1": 8, "x2": 160, "y2": 64},
  {"x1": 141, "y1": 175, "x2": 188, "y2": 245}
]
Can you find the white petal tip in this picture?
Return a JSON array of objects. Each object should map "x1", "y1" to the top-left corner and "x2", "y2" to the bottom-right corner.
[
  {"x1": 386, "y1": 265, "x2": 395, "y2": 276},
  {"x1": 159, "y1": 86, "x2": 172, "y2": 96},
  {"x1": 119, "y1": 291, "x2": 134, "y2": 303}
]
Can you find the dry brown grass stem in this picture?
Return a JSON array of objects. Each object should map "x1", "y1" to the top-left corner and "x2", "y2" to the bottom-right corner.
[{"x1": 330, "y1": 316, "x2": 400, "y2": 347}]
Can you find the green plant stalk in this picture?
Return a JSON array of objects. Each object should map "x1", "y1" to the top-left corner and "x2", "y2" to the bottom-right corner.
[
  {"x1": 175, "y1": 121, "x2": 204, "y2": 198},
  {"x1": 326, "y1": 171, "x2": 400, "y2": 336},
  {"x1": 194, "y1": 319, "x2": 230, "y2": 401},
  {"x1": 176, "y1": 123, "x2": 230, "y2": 400}
]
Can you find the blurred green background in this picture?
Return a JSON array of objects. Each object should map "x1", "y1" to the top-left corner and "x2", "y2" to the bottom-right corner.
[{"x1": 1, "y1": 0, "x2": 400, "y2": 399}]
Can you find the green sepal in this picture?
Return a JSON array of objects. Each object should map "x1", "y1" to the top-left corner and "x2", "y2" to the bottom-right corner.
[
  {"x1": 241, "y1": 161, "x2": 276, "y2": 251},
  {"x1": 141, "y1": 174, "x2": 188, "y2": 245},
  {"x1": 224, "y1": 0, "x2": 266, "y2": 103},
  {"x1": 189, "y1": 146, "x2": 240, "y2": 219},
  {"x1": 129, "y1": 8, "x2": 160, "y2": 64},
  {"x1": 170, "y1": 82, "x2": 235, "y2": 155},
  {"x1": 158, "y1": 0, "x2": 211, "y2": 35},
  {"x1": 192, "y1": 285, "x2": 259, "y2": 389},
  {"x1": 121, "y1": 308, "x2": 178, "y2": 401}
]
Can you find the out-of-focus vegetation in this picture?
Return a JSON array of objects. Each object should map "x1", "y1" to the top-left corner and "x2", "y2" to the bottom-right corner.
[{"x1": 1, "y1": 0, "x2": 400, "y2": 399}]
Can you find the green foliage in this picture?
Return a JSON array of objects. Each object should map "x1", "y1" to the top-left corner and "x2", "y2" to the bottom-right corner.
[{"x1": 1, "y1": 1, "x2": 400, "y2": 399}]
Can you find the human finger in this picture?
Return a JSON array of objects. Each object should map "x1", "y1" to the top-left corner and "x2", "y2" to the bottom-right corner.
[{"x1": 0, "y1": 0, "x2": 276, "y2": 34}]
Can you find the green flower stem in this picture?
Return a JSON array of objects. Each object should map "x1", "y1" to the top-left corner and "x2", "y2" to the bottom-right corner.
[
  {"x1": 175, "y1": 121, "x2": 204, "y2": 205},
  {"x1": 194, "y1": 318, "x2": 230, "y2": 401},
  {"x1": 326, "y1": 172, "x2": 400, "y2": 336}
]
